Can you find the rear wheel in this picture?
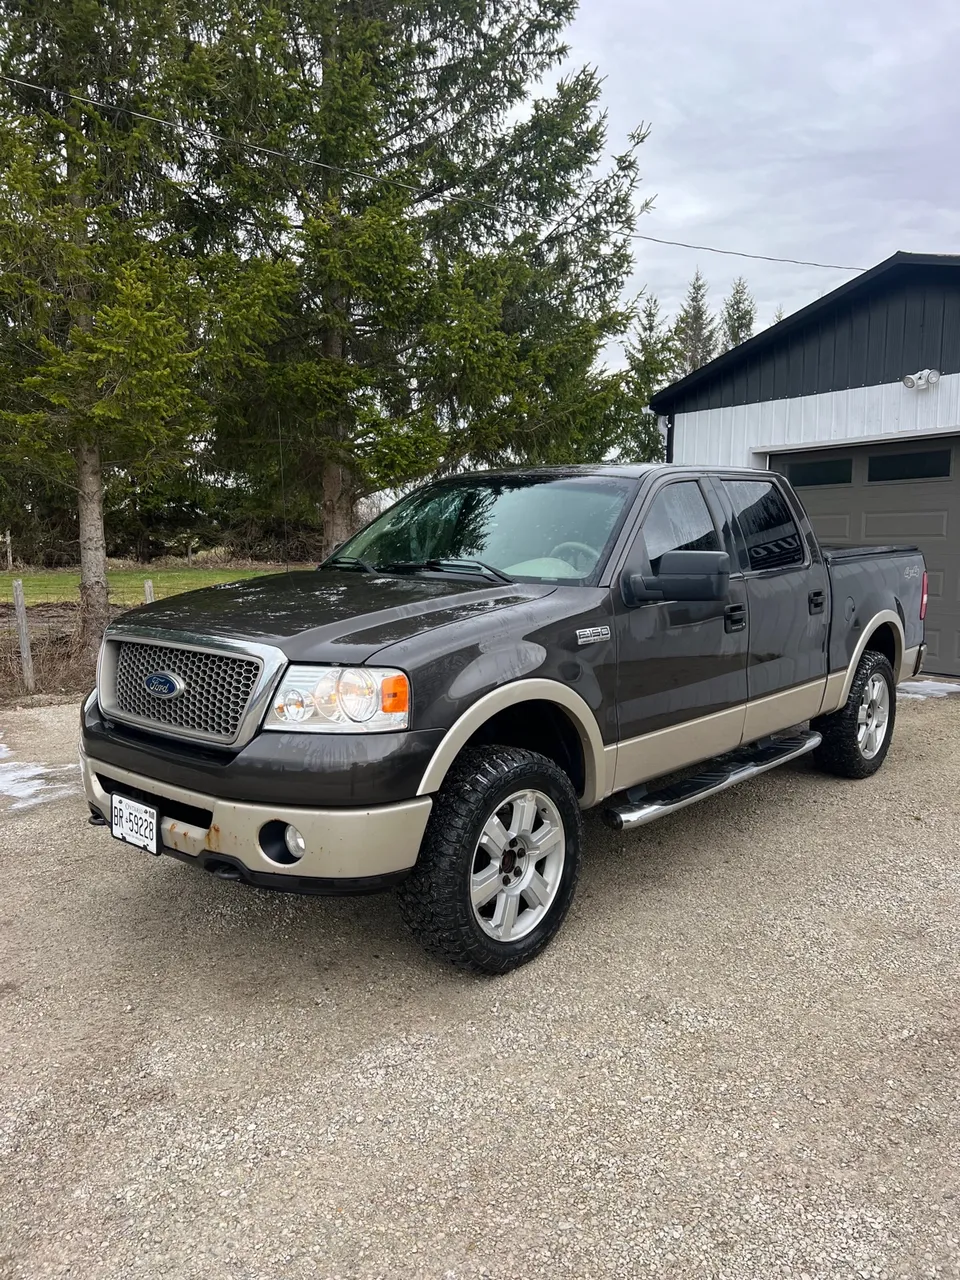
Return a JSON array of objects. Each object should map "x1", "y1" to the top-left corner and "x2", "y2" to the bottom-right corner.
[
  {"x1": 813, "y1": 650, "x2": 896, "y2": 779},
  {"x1": 396, "y1": 745, "x2": 582, "y2": 974}
]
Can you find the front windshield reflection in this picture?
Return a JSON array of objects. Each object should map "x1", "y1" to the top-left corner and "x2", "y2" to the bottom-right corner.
[{"x1": 336, "y1": 475, "x2": 638, "y2": 584}]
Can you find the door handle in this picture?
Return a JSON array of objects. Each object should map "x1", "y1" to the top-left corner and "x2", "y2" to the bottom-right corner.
[
  {"x1": 724, "y1": 602, "x2": 747, "y2": 633},
  {"x1": 809, "y1": 589, "x2": 825, "y2": 615}
]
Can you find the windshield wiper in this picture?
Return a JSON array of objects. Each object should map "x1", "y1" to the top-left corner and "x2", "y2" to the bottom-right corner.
[
  {"x1": 323, "y1": 555, "x2": 378, "y2": 575},
  {"x1": 383, "y1": 558, "x2": 514, "y2": 584}
]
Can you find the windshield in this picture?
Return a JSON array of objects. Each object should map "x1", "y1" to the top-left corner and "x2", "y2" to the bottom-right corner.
[{"x1": 334, "y1": 474, "x2": 638, "y2": 583}]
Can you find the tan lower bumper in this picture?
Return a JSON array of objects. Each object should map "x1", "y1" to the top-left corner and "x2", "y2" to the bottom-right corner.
[{"x1": 81, "y1": 749, "x2": 432, "y2": 880}]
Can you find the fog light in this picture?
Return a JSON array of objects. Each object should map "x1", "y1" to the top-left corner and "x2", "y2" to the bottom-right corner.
[{"x1": 284, "y1": 825, "x2": 306, "y2": 858}]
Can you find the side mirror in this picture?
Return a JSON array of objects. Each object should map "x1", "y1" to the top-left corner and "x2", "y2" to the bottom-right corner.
[{"x1": 622, "y1": 550, "x2": 730, "y2": 606}]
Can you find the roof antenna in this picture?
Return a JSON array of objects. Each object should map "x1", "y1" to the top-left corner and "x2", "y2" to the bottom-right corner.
[{"x1": 277, "y1": 411, "x2": 290, "y2": 572}]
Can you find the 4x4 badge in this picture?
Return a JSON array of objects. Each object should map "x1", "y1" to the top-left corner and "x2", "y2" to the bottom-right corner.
[{"x1": 576, "y1": 626, "x2": 611, "y2": 646}]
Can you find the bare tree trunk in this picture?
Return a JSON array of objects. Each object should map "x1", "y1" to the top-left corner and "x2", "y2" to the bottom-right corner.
[
  {"x1": 77, "y1": 438, "x2": 109, "y2": 657},
  {"x1": 321, "y1": 461, "x2": 355, "y2": 558},
  {"x1": 65, "y1": 102, "x2": 108, "y2": 658}
]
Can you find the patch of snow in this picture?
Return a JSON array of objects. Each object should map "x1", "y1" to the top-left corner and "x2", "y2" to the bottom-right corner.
[
  {"x1": 898, "y1": 679, "x2": 960, "y2": 701},
  {"x1": 0, "y1": 734, "x2": 81, "y2": 811}
]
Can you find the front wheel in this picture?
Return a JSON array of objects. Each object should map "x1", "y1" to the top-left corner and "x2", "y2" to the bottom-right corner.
[
  {"x1": 396, "y1": 745, "x2": 582, "y2": 974},
  {"x1": 813, "y1": 650, "x2": 896, "y2": 779}
]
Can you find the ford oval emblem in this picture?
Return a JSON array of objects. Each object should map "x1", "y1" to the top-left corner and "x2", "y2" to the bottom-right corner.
[{"x1": 143, "y1": 671, "x2": 185, "y2": 699}]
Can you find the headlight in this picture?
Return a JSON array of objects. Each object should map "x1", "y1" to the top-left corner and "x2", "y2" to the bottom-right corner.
[{"x1": 264, "y1": 666, "x2": 410, "y2": 733}]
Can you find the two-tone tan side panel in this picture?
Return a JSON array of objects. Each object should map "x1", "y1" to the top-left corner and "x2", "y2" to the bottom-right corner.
[
  {"x1": 817, "y1": 610, "x2": 905, "y2": 715},
  {"x1": 612, "y1": 704, "x2": 746, "y2": 794},
  {"x1": 742, "y1": 678, "x2": 826, "y2": 742},
  {"x1": 416, "y1": 679, "x2": 608, "y2": 809}
]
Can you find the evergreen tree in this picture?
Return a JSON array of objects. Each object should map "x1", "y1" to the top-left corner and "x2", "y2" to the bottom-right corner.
[
  {"x1": 772, "y1": 304, "x2": 786, "y2": 324},
  {"x1": 180, "y1": 0, "x2": 647, "y2": 553},
  {"x1": 1, "y1": 0, "x2": 650, "y2": 590},
  {"x1": 616, "y1": 294, "x2": 677, "y2": 461},
  {"x1": 0, "y1": 1, "x2": 203, "y2": 651},
  {"x1": 672, "y1": 269, "x2": 717, "y2": 375},
  {"x1": 719, "y1": 276, "x2": 756, "y2": 351}
]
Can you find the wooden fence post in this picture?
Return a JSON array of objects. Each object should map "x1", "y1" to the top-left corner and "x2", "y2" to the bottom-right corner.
[
  {"x1": 12, "y1": 578, "x2": 35, "y2": 694},
  {"x1": 144, "y1": 579, "x2": 155, "y2": 603},
  {"x1": 4, "y1": 529, "x2": 11, "y2": 571}
]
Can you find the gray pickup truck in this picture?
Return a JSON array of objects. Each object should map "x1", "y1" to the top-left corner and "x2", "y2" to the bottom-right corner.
[{"x1": 81, "y1": 465, "x2": 927, "y2": 972}]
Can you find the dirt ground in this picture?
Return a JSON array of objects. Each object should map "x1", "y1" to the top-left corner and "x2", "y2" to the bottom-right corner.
[{"x1": 1, "y1": 694, "x2": 958, "y2": 1280}]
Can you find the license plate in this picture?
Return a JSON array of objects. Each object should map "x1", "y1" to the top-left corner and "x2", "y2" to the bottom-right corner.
[{"x1": 111, "y1": 794, "x2": 158, "y2": 855}]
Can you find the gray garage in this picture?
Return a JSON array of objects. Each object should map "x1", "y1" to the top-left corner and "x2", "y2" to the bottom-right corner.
[
  {"x1": 770, "y1": 436, "x2": 960, "y2": 675},
  {"x1": 649, "y1": 252, "x2": 960, "y2": 678}
]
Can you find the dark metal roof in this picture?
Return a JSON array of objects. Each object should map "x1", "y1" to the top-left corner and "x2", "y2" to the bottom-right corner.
[{"x1": 650, "y1": 251, "x2": 960, "y2": 415}]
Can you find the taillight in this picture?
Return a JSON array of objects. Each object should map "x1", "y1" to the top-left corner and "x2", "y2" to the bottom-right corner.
[{"x1": 920, "y1": 570, "x2": 928, "y2": 621}]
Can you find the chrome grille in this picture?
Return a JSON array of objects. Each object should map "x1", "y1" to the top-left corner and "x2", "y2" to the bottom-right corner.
[{"x1": 113, "y1": 641, "x2": 262, "y2": 743}]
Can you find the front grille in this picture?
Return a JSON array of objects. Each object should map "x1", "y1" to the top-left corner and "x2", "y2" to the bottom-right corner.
[{"x1": 113, "y1": 641, "x2": 261, "y2": 743}]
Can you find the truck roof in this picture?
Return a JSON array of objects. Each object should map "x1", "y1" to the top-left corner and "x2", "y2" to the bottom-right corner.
[{"x1": 441, "y1": 463, "x2": 774, "y2": 482}]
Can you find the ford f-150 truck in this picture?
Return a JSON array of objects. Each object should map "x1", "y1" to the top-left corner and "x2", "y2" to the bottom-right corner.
[{"x1": 81, "y1": 465, "x2": 927, "y2": 973}]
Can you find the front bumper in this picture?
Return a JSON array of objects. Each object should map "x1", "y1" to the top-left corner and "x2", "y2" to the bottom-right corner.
[{"x1": 81, "y1": 746, "x2": 433, "y2": 892}]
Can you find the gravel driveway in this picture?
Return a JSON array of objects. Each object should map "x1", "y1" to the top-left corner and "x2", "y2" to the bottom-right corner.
[{"x1": 1, "y1": 695, "x2": 959, "y2": 1280}]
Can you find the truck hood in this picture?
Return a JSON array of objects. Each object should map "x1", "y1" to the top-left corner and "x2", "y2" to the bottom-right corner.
[{"x1": 110, "y1": 569, "x2": 557, "y2": 664}]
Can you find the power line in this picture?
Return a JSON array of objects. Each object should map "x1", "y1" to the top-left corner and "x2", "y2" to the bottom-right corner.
[
  {"x1": 0, "y1": 73, "x2": 504, "y2": 213},
  {"x1": 2, "y1": 72, "x2": 866, "y2": 274},
  {"x1": 629, "y1": 232, "x2": 864, "y2": 273}
]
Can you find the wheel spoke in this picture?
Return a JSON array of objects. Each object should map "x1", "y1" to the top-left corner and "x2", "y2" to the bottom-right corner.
[
  {"x1": 471, "y1": 864, "x2": 503, "y2": 909},
  {"x1": 523, "y1": 871, "x2": 552, "y2": 909},
  {"x1": 480, "y1": 815, "x2": 510, "y2": 855},
  {"x1": 510, "y1": 792, "x2": 538, "y2": 839},
  {"x1": 857, "y1": 705, "x2": 869, "y2": 726},
  {"x1": 530, "y1": 821, "x2": 563, "y2": 859},
  {"x1": 492, "y1": 891, "x2": 519, "y2": 939}
]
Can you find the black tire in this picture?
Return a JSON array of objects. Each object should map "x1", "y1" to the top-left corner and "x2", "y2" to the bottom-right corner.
[
  {"x1": 396, "y1": 745, "x2": 582, "y2": 974},
  {"x1": 812, "y1": 650, "x2": 896, "y2": 779}
]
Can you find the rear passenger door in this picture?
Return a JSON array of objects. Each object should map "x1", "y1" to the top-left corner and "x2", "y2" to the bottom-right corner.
[{"x1": 719, "y1": 477, "x2": 829, "y2": 741}]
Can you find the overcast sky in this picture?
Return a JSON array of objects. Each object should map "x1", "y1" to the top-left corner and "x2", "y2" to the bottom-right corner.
[{"x1": 567, "y1": 0, "x2": 960, "y2": 328}]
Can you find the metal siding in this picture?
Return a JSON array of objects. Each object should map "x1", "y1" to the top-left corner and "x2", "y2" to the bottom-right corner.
[
  {"x1": 659, "y1": 272, "x2": 960, "y2": 414},
  {"x1": 942, "y1": 290, "x2": 960, "y2": 360},
  {"x1": 671, "y1": 370, "x2": 960, "y2": 466},
  {"x1": 902, "y1": 284, "x2": 925, "y2": 373},
  {"x1": 924, "y1": 288, "x2": 945, "y2": 364},
  {"x1": 881, "y1": 292, "x2": 904, "y2": 382},
  {"x1": 773, "y1": 345, "x2": 790, "y2": 399},
  {"x1": 833, "y1": 308, "x2": 851, "y2": 388}
]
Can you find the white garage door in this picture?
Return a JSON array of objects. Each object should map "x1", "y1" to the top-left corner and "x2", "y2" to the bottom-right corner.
[{"x1": 771, "y1": 436, "x2": 960, "y2": 677}]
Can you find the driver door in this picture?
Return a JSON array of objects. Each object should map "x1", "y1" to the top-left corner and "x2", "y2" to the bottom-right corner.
[{"x1": 611, "y1": 477, "x2": 749, "y2": 791}]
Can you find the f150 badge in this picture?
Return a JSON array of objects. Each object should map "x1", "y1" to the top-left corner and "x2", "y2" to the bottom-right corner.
[{"x1": 576, "y1": 625, "x2": 611, "y2": 645}]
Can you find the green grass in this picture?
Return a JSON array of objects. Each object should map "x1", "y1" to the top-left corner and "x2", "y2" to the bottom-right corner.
[{"x1": 0, "y1": 567, "x2": 283, "y2": 607}]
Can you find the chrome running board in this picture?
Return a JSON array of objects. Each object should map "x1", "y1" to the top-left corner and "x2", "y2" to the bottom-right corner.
[{"x1": 602, "y1": 731, "x2": 822, "y2": 832}]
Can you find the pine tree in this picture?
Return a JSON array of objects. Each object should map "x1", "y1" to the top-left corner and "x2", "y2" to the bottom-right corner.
[
  {"x1": 0, "y1": 1, "x2": 203, "y2": 652},
  {"x1": 672, "y1": 269, "x2": 717, "y2": 375},
  {"x1": 616, "y1": 295, "x2": 680, "y2": 462},
  {"x1": 772, "y1": 304, "x2": 786, "y2": 324},
  {"x1": 180, "y1": 0, "x2": 647, "y2": 553},
  {"x1": 719, "y1": 277, "x2": 756, "y2": 351}
]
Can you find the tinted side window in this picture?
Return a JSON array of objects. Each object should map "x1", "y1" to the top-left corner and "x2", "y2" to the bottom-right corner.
[
  {"x1": 787, "y1": 457, "x2": 852, "y2": 487},
  {"x1": 642, "y1": 482, "x2": 720, "y2": 572},
  {"x1": 867, "y1": 449, "x2": 951, "y2": 482},
  {"x1": 725, "y1": 480, "x2": 804, "y2": 571}
]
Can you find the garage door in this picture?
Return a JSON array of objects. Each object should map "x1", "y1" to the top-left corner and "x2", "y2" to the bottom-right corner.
[{"x1": 771, "y1": 436, "x2": 960, "y2": 677}]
